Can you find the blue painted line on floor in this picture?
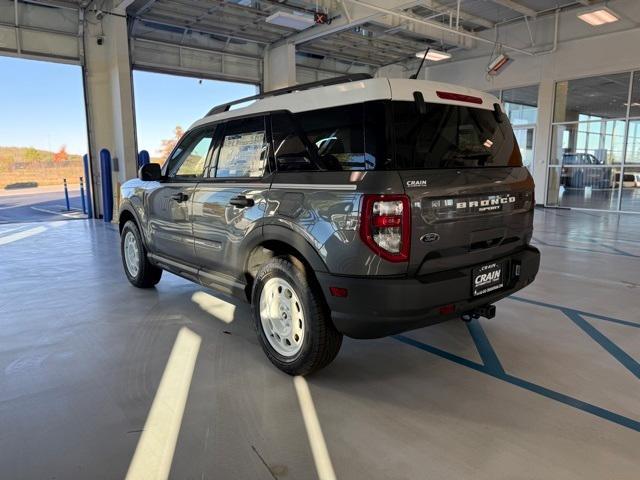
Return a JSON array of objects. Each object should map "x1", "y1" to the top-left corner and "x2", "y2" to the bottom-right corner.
[
  {"x1": 563, "y1": 309, "x2": 640, "y2": 380},
  {"x1": 466, "y1": 320, "x2": 505, "y2": 375},
  {"x1": 510, "y1": 296, "x2": 640, "y2": 328},
  {"x1": 394, "y1": 334, "x2": 640, "y2": 433}
]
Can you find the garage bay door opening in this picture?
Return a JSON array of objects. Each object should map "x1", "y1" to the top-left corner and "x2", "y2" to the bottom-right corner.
[
  {"x1": 132, "y1": 70, "x2": 257, "y2": 165},
  {"x1": 0, "y1": 56, "x2": 89, "y2": 224}
]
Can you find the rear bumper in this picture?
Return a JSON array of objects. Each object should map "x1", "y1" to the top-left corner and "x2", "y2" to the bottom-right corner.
[{"x1": 317, "y1": 246, "x2": 540, "y2": 339}]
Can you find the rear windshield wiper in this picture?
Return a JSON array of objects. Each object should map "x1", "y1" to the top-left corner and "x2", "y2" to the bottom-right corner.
[{"x1": 442, "y1": 151, "x2": 492, "y2": 167}]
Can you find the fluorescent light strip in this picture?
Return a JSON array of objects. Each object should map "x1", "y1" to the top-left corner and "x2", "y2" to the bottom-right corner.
[
  {"x1": 414, "y1": 49, "x2": 452, "y2": 61},
  {"x1": 578, "y1": 8, "x2": 619, "y2": 26}
]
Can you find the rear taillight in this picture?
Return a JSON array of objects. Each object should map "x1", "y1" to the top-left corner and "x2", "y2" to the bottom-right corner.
[{"x1": 360, "y1": 194, "x2": 410, "y2": 262}]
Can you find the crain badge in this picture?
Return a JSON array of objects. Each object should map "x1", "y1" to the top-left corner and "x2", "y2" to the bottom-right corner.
[
  {"x1": 420, "y1": 232, "x2": 440, "y2": 243},
  {"x1": 406, "y1": 179, "x2": 427, "y2": 188}
]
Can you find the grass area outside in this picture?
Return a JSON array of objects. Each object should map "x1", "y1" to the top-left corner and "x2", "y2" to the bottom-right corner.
[{"x1": 0, "y1": 146, "x2": 84, "y2": 189}]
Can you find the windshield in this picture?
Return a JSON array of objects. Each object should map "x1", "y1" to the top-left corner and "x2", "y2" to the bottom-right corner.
[{"x1": 392, "y1": 100, "x2": 522, "y2": 169}]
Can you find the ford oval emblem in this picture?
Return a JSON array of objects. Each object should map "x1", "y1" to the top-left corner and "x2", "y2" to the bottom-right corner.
[{"x1": 420, "y1": 233, "x2": 440, "y2": 243}]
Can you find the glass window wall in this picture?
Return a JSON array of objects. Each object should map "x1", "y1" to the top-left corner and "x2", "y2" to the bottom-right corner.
[{"x1": 547, "y1": 71, "x2": 640, "y2": 212}]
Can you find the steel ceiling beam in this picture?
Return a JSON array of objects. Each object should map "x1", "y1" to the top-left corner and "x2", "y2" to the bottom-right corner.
[
  {"x1": 342, "y1": 0, "x2": 534, "y2": 55},
  {"x1": 490, "y1": 0, "x2": 538, "y2": 18},
  {"x1": 133, "y1": 0, "x2": 158, "y2": 16},
  {"x1": 271, "y1": 0, "x2": 476, "y2": 50},
  {"x1": 421, "y1": 0, "x2": 494, "y2": 29}
]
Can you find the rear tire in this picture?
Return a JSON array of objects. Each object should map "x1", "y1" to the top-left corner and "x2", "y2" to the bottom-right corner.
[
  {"x1": 120, "y1": 220, "x2": 162, "y2": 288},
  {"x1": 252, "y1": 257, "x2": 342, "y2": 375}
]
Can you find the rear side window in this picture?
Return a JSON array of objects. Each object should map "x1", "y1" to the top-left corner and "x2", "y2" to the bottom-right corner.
[
  {"x1": 272, "y1": 104, "x2": 379, "y2": 171},
  {"x1": 393, "y1": 101, "x2": 522, "y2": 169},
  {"x1": 215, "y1": 116, "x2": 269, "y2": 178}
]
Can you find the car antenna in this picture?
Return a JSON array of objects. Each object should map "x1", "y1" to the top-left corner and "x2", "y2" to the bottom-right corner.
[{"x1": 410, "y1": 47, "x2": 430, "y2": 79}]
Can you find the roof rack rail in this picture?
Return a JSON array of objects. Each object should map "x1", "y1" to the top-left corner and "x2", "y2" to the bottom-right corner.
[{"x1": 206, "y1": 73, "x2": 373, "y2": 117}]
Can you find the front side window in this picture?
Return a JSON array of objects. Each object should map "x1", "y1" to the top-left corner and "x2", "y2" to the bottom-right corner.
[
  {"x1": 393, "y1": 101, "x2": 522, "y2": 169},
  {"x1": 165, "y1": 129, "x2": 214, "y2": 178},
  {"x1": 215, "y1": 116, "x2": 268, "y2": 178}
]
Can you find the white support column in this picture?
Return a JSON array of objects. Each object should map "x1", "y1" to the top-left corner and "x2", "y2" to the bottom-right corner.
[
  {"x1": 263, "y1": 42, "x2": 296, "y2": 91},
  {"x1": 83, "y1": 10, "x2": 137, "y2": 219},
  {"x1": 533, "y1": 77, "x2": 555, "y2": 205}
]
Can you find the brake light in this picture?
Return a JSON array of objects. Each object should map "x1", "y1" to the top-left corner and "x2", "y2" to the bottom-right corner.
[
  {"x1": 360, "y1": 194, "x2": 410, "y2": 262},
  {"x1": 436, "y1": 91, "x2": 483, "y2": 104}
]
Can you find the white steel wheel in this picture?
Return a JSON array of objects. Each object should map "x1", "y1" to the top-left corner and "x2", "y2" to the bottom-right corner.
[
  {"x1": 123, "y1": 230, "x2": 140, "y2": 278},
  {"x1": 259, "y1": 277, "x2": 305, "y2": 357}
]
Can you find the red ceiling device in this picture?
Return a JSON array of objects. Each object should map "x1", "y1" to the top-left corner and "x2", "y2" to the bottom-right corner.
[{"x1": 314, "y1": 12, "x2": 329, "y2": 24}]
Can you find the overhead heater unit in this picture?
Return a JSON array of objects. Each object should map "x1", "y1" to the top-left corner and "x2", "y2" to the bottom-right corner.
[
  {"x1": 266, "y1": 11, "x2": 315, "y2": 30},
  {"x1": 487, "y1": 54, "x2": 512, "y2": 76}
]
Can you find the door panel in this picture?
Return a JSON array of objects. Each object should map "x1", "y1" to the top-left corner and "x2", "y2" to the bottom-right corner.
[
  {"x1": 191, "y1": 115, "x2": 271, "y2": 286},
  {"x1": 192, "y1": 182, "x2": 270, "y2": 283},
  {"x1": 147, "y1": 127, "x2": 216, "y2": 266},
  {"x1": 147, "y1": 183, "x2": 198, "y2": 264}
]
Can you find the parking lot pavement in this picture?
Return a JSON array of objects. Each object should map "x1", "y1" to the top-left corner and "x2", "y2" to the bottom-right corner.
[
  {"x1": 0, "y1": 209, "x2": 638, "y2": 479},
  {"x1": 0, "y1": 186, "x2": 86, "y2": 223}
]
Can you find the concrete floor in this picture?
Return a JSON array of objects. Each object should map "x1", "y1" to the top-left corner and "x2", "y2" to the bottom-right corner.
[{"x1": 0, "y1": 208, "x2": 639, "y2": 479}]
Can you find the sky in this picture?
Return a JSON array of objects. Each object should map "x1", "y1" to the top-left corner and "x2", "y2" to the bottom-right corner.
[
  {"x1": 0, "y1": 56, "x2": 256, "y2": 156},
  {"x1": 0, "y1": 56, "x2": 88, "y2": 155},
  {"x1": 133, "y1": 71, "x2": 256, "y2": 156}
]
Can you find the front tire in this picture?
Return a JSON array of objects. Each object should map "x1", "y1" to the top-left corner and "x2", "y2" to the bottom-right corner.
[
  {"x1": 120, "y1": 220, "x2": 162, "y2": 288},
  {"x1": 252, "y1": 257, "x2": 342, "y2": 376}
]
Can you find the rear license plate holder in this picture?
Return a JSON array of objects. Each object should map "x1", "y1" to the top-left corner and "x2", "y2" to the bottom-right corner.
[{"x1": 472, "y1": 261, "x2": 504, "y2": 296}]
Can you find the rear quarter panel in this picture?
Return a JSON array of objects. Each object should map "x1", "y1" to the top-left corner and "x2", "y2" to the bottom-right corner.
[{"x1": 266, "y1": 171, "x2": 407, "y2": 276}]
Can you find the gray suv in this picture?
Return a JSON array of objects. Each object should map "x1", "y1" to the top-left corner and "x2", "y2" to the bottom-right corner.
[{"x1": 118, "y1": 75, "x2": 540, "y2": 375}]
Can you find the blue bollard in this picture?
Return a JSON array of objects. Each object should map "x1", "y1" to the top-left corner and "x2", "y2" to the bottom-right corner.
[
  {"x1": 63, "y1": 178, "x2": 70, "y2": 211},
  {"x1": 79, "y1": 177, "x2": 87, "y2": 215},
  {"x1": 82, "y1": 154, "x2": 93, "y2": 219},
  {"x1": 100, "y1": 148, "x2": 113, "y2": 223},
  {"x1": 138, "y1": 150, "x2": 151, "y2": 169}
]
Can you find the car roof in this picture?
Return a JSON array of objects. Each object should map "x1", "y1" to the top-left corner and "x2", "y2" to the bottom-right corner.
[{"x1": 189, "y1": 77, "x2": 500, "y2": 131}]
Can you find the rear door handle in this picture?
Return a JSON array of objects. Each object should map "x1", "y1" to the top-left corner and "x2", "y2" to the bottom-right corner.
[
  {"x1": 171, "y1": 192, "x2": 189, "y2": 203},
  {"x1": 229, "y1": 195, "x2": 254, "y2": 208}
]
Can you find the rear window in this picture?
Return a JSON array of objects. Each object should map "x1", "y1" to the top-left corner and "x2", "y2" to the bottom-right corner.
[{"x1": 392, "y1": 101, "x2": 522, "y2": 169}]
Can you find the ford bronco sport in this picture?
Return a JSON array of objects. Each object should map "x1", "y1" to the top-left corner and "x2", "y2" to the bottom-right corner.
[{"x1": 118, "y1": 74, "x2": 540, "y2": 375}]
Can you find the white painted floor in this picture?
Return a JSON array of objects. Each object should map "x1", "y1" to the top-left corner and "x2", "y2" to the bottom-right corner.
[{"x1": 0, "y1": 209, "x2": 638, "y2": 479}]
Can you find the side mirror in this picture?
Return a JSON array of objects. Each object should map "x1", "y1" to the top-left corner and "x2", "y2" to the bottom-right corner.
[{"x1": 138, "y1": 163, "x2": 162, "y2": 181}]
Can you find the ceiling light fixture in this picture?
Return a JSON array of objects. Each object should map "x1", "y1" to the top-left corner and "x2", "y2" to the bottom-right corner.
[
  {"x1": 265, "y1": 11, "x2": 315, "y2": 30},
  {"x1": 577, "y1": 7, "x2": 620, "y2": 26},
  {"x1": 414, "y1": 49, "x2": 452, "y2": 61}
]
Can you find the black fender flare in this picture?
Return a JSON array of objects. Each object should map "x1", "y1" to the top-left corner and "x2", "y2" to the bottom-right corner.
[
  {"x1": 242, "y1": 224, "x2": 329, "y2": 274},
  {"x1": 118, "y1": 202, "x2": 150, "y2": 249}
]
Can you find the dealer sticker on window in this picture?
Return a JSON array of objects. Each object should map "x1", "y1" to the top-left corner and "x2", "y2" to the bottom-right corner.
[{"x1": 472, "y1": 262, "x2": 504, "y2": 296}]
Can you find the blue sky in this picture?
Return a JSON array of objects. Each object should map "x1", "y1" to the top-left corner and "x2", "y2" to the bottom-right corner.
[
  {"x1": 133, "y1": 71, "x2": 256, "y2": 156},
  {"x1": 0, "y1": 56, "x2": 256, "y2": 156},
  {"x1": 0, "y1": 57, "x2": 88, "y2": 154}
]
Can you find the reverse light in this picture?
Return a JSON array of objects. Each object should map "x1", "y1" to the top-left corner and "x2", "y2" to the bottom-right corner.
[{"x1": 360, "y1": 194, "x2": 410, "y2": 262}]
